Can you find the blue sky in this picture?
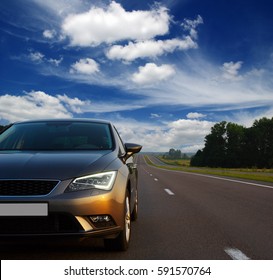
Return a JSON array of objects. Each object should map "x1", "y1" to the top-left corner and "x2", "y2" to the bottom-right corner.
[{"x1": 1, "y1": 0, "x2": 273, "y2": 152}]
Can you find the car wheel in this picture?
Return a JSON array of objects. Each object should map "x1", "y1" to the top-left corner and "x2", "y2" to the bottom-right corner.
[
  {"x1": 131, "y1": 187, "x2": 138, "y2": 221},
  {"x1": 104, "y1": 190, "x2": 131, "y2": 251}
]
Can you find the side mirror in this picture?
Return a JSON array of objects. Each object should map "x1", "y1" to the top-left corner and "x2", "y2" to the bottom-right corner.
[{"x1": 123, "y1": 143, "x2": 142, "y2": 161}]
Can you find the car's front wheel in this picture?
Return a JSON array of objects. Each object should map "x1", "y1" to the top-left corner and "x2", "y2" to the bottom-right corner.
[
  {"x1": 104, "y1": 190, "x2": 131, "y2": 251},
  {"x1": 131, "y1": 187, "x2": 138, "y2": 221}
]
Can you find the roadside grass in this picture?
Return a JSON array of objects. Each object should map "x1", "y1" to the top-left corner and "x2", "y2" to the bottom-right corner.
[
  {"x1": 157, "y1": 157, "x2": 191, "y2": 167},
  {"x1": 144, "y1": 155, "x2": 273, "y2": 184}
]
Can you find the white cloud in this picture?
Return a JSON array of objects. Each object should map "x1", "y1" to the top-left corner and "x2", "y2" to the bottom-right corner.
[
  {"x1": 43, "y1": 29, "x2": 56, "y2": 39},
  {"x1": 29, "y1": 51, "x2": 44, "y2": 63},
  {"x1": 61, "y1": 1, "x2": 170, "y2": 46},
  {"x1": 182, "y1": 144, "x2": 205, "y2": 153},
  {"x1": 32, "y1": 0, "x2": 89, "y2": 17},
  {"x1": 181, "y1": 15, "x2": 203, "y2": 39},
  {"x1": 48, "y1": 57, "x2": 63, "y2": 66},
  {"x1": 39, "y1": 51, "x2": 273, "y2": 117},
  {"x1": 187, "y1": 112, "x2": 206, "y2": 119},
  {"x1": 56, "y1": 94, "x2": 87, "y2": 113},
  {"x1": 150, "y1": 113, "x2": 161, "y2": 119},
  {"x1": 129, "y1": 56, "x2": 273, "y2": 112},
  {"x1": 114, "y1": 116, "x2": 214, "y2": 152},
  {"x1": 0, "y1": 91, "x2": 215, "y2": 153},
  {"x1": 0, "y1": 91, "x2": 145, "y2": 123},
  {"x1": 222, "y1": 61, "x2": 243, "y2": 81},
  {"x1": 225, "y1": 106, "x2": 273, "y2": 127},
  {"x1": 106, "y1": 37, "x2": 197, "y2": 62},
  {"x1": 164, "y1": 119, "x2": 214, "y2": 151},
  {"x1": 0, "y1": 91, "x2": 93, "y2": 123},
  {"x1": 0, "y1": 92, "x2": 70, "y2": 122},
  {"x1": 78, "y1": 102, "x2": 144, "y2": 114},
  {"x1": 70, "y1": 58, "x2": 99, "y2": 75},
  {"x1": 132, "y1": 63, "x2": 176, "y2": 86},
  {"x1": 27, "y1": 51, "x2": 63, "y2": 66}
]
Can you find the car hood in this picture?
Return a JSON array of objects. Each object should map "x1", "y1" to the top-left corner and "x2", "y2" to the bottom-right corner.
[{"x1": 0, "y1": 150, "x2": 115, "y2": 180}]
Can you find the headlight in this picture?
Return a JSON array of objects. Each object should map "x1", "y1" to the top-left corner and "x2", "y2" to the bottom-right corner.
[{"x1": 66, "y1": 171, "x2": 117, "y2": 192}]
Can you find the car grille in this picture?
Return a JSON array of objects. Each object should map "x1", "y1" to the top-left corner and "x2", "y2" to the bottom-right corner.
[
  {"x1": 0, "y1": 180, "x2": 59, "y2": 196},
  {"x1": 0, "y1": 214, "x2": 82, "y2": 234}
]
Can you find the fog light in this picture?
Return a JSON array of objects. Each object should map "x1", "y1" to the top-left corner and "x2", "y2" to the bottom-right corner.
[
  {"x1": 89, "y1": 215, "x2": 115, "y2": 228},
  {"x1": 90, "y1": 215, "x2": 110, "y2": 223}
]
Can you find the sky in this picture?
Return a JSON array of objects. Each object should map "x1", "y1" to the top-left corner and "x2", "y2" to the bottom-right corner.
[{"x1": 1, "y1": 0, "x2": 273, "y2": 152}]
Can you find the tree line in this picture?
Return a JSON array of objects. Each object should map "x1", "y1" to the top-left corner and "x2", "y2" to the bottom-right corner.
[
  {"x1": 163, "y1": 148, "x2": 189, "y2": 160},
  {"x1": 190, "y1": 117, "x2": 273, "y2": 168}
]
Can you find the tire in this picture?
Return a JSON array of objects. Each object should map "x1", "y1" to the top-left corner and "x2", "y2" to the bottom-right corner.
[
  {"x1": 131, "y1": 187, "x2": 138, "y2": 221},
  {"x1": 104, "y1": 190, "x2": 131, "y2": 251}
]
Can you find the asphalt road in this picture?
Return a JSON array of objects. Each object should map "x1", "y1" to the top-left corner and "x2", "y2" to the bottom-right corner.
[{"x1": 1, "y1": 154, "x2": 273, "y2": 260}]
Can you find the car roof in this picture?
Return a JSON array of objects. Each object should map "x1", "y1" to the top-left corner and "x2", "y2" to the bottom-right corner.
[{"x1": 13, "y1": 118, "x2": 112, "y2": 125}]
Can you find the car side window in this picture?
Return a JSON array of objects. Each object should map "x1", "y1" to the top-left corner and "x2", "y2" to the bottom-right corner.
[{"x1": 113, "y1": 126, "x2": 126, "y2": 156}]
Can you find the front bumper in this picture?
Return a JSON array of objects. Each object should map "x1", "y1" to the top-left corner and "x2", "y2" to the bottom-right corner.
[
  {"x1": 0, "y1": 177, "x2": 127, "y2": 238},
  {"x1": 0, "y1": 213, "x2": 122, "y2": 238}
]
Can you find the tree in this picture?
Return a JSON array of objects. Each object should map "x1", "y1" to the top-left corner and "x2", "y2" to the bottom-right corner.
[
  {"x1": 182, "y1": 153, "x2": 189, "y2": 159},
  {"x1": 250, "y1": 117, "x2": 273, "y2": 168},
  {"x1": 191, "y1": 122, "x2": 227, "y2": 167},
  {"x1": 202, "y1": 121, "x2": 227, "y2": 167},
  {"x1": 190, "y1": 149, "x2": 204, "y2": 166},
  {"x1": 225, "y1": 122, "x2": 245, "y2": 167},
  {"x1": 190, "y1": 117, "x2": 273, "y2": 168},
  {"x1": 165, "y1": 148, "x2": 182, "y2": 159}
]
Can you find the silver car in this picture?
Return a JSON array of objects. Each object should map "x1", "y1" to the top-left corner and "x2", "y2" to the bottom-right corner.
[{"x1": 0, "y1": 119, "x2": 142, "y2": 251}]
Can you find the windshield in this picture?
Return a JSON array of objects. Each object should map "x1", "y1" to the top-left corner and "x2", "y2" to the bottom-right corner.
[{"x1": 0, "y1": 121, "x2": 113, "y2": 151}]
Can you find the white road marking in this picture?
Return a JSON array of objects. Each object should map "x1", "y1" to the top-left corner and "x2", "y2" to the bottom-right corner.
[
  {"x1": 154, "y1": 178, "x2": 158, "y2": 181},
  {"x1": 224, "y1": 247, "x2": 250, "y2": 260},
  {"x1": 164, "y1": 188, "x2": 175, "y2": 195},
  {"x1": 194, "y1": 174, "x2": 273, "y2": 190},
  {"x1": 148, "y1": 164, "x2": 273, "y2": 190},
  {"x1": 142, "y1": 166, "x2": 151, "y2": 175}
]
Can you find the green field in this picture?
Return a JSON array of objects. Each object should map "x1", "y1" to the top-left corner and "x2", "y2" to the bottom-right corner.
[{"x1": 144, "y1": 155, "x2": 273, "y2": 184}]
